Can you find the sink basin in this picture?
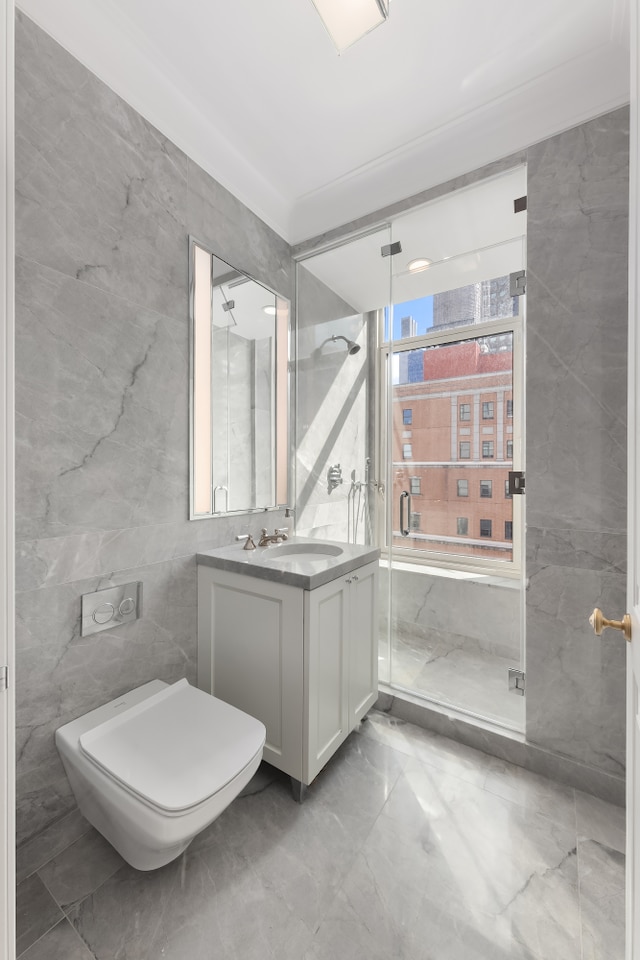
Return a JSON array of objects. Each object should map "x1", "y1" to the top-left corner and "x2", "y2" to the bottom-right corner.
[{"x1": 265, "y1": 542, "x2": 344, "y2": 563}]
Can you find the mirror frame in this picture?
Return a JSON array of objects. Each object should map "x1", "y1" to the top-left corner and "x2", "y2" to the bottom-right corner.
[{"x1": 188, "y1": 235, "x2": 290, "y2": 519}]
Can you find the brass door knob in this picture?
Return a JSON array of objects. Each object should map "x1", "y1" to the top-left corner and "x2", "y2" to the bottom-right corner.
[{"x1": 589, "y1": 608, "x2": 632, "y2": 643}]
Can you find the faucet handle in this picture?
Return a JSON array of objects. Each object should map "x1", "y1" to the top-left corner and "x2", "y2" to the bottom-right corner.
[{"x1": 275, "y1": 528, "x2": 289, "y2": 540}]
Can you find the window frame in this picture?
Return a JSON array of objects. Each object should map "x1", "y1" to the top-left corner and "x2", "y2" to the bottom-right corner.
[
  {"x1": 379, "y1": 312, "x2": 524, "y2": 578},
  {"x1": 482, "y1": 400, "x2": 495, "y2": 420},
  {"x1": 482, "y1": 440, "x2": 494, "y2": 459},
  {"x1": 403, "y1": 408, "x2": 412, "y2": 425}
]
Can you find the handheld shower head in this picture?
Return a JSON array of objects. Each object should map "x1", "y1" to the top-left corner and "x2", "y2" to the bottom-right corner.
[{"x1": 331, "y1": 334, "x2": 361, "y2": 355}]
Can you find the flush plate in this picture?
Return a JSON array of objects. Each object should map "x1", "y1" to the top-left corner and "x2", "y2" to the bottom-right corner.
[{"x1": 81, "y1": 582, "x2": 142, "y2": 637}]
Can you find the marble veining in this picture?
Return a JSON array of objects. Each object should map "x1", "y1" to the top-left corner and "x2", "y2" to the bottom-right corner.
[
  {"x1": 525, "y1": 107, "x2": 628, "y2": 776},
  {"x1": 16, "y1": 712, "x2": 624, "y2": 960},
  {"x1": 14, "y1": 10, "x2": 294, "y2": 845}
]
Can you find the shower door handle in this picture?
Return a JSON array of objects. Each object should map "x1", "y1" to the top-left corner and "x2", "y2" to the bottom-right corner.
[{"x1": 400, "y1": 490, "x2": 411, "y2": 537}]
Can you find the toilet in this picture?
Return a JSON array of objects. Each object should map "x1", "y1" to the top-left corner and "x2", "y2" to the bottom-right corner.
[{"x1": 55, "y1": 678, "x2": 266, "y2": 871}]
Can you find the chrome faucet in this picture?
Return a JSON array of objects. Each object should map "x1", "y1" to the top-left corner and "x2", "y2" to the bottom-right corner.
[{"x1": 258, "y1": 527, "x2": 289, "y2": 546}]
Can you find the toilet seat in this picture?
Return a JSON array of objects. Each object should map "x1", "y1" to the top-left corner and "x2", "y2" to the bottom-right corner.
[{"x1": 79, "y1": 679, "x2": 265, "y2": 814}]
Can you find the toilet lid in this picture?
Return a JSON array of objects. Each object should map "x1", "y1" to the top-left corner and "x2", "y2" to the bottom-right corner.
[{"x1": 79, "y1": 679, "x2": 266, "y2": 813}]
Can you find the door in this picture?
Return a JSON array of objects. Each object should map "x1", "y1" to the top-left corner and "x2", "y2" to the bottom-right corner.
[
  {"x1": 629, "y1": 2, "x2": 640, "y2": 954},
  {"x1": 380, "y1": 185, "x2": 527, "y2": 732},
  {"x1": 1, "y1": 0, "x2": 15, "y2": 956}
]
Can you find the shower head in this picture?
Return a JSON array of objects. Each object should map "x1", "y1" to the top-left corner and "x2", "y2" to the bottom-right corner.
[{"x1": 331, "y1": 334, "x2": 361, "y2": 355}]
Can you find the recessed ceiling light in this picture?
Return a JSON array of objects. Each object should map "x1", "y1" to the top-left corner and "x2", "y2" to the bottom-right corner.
[
  {"x1": 262, "y1": 305, "x2": 277, "y2": 316},
  {"x1": 408, "y1": 258, "x2": 432, "y2": 273},
  {"x1": 310, "y1": 0, "x2": 389, "y2": 53}
]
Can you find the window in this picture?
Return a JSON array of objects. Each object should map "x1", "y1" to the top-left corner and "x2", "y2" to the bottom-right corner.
[
  {"x1": 482, "y1": 401, "x2": 494, "y2": 419},
  {"x1": 480, "y1": 480, "x2": 492, "y2": 498},
  {"x1": 410, "y1": 477, "x2": 421, "y2": 495},
  {"x1": 482, "y1": 441, "x2": 494, "y2": 458},
  {"x1": 480, "y1": 519, "x2": 492, "y2": 538},
  {"x1": 505, "y1": 521, "x2": 513, "y2": 540},
  {"x1": 506, "y1": 439, "x2": 513, "y2": 459},
  {"x1": 403, "y1": 443, "x2": 412, "y2": 459},
  {"x1": 505, "y1": 479, "x2": 512, "y2": 499},
  {"x1": 403, "y1": 408, "x2": 412, "y2": 425},
  {"x1": 457, "y1": 517, "x2": 468, "y2": 535},
  {"x1": 410, "y1": 512, "x2": 421, "y2": 531},
  {"x1": 506, "y1": 399, "x2": 513, "y2": 418},
  {"x1": 459, "y1": 441, "x2": 470, "y2": 459},
  {"x1": 459, "y1": 403, "x2": 471, "y2": 421},
  {"x1": 457, "y1": 479, "x2": 468, "y2": 497}
]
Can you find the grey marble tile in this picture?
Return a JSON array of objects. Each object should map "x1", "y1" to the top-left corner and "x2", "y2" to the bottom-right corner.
[
  {"x1": 525, "y1": 565, "x2": 626, "y2": 776},
  {"x1": 17, "y1": 808, "x2": 91, "y2": 883},
  {"x1": 482, "y1": 756, "x2": 576, "y2": 828},
  {"x1": 376, "y1": 695, "x2": 625, "y2": 806},
  {"x1": 575, "y1": 790, "x2": 626, "y2": 854},
  {"x1": 39, "y1": 828, "x2": 125, "y2": 913},
  {"x1": 357, "y1": 711, "x2": 493, "y2": 789},
  {"x1": 527, "y1": 526, "x2": 627, "y2": 576},
  {"x1": 15, "y1": 13, "x2": 188, "y2": 322},
  {"x1": 68, "y1": 842, "x2": 314, "y2": 960},
  {"x1": 304, "y1": 889, "x2": 539, "y2": 960},
  {"x1": 310, "y1": 758, "x2": 581, "y2": 960},
  {"x1": 18, "y1": 918, "x2": 96, "y2": 960},
  {"x1": 16, "y1": 873, "x2": 64, "y2": 957},
  {"x1": 186, "y1": 158, "x2": 293, "y2": 302},
  {"x1": 578, "y1": 839, "x2": 625, "y2": 960},
  {"x1": 15, "y1": 258, "x2": 189, "y2": 541},
  {"x1": 15, "y1": 556, "x2": 197, "y2": 844}
]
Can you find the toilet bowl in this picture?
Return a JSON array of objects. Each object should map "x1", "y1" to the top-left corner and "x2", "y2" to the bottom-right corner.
[{"x1": 55, "y1": 678, "x2": 266, "y2": 871}]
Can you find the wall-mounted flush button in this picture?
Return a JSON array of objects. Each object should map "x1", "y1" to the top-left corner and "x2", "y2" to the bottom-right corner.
[
  {"x1": 119, "y1": 597, "x2": 135, "y2": 616},
  {"x1": 81, "y1": 582, "x2": 142, "y2": 637},
  {"x1": 93, "y1": 602, "x2": 115, "y2": 625}
]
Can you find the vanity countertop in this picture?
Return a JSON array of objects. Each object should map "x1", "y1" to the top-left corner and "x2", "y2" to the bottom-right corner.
[{"x1": 196, "y1": 537, "x2": 380, "y2": 591}]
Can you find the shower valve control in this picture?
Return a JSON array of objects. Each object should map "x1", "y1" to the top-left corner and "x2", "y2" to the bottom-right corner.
[{"x1": 81, "y1": 582, "x2": 142, "y2": 637}]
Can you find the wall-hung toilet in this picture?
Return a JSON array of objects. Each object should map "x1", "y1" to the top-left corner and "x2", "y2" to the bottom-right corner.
[{"x1": 55, "y1": 678, "x2": 266, "y2": 871}]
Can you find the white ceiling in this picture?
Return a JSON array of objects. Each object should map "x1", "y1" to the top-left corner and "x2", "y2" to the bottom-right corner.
[{"x1": 17, "y1": 0, "x2": 630, "y2": 244}]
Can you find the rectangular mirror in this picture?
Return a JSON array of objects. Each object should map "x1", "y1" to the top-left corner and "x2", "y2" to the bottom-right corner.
[{"x1": 189, "y1": 237, "x2": 289, "y2": 518}]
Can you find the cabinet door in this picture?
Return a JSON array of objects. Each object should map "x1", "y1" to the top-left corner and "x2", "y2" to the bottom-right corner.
[
  {"x1": 348, "y1": 561, "x2": 379, "y2": 727},
  {"x1": 304, "y1": 576, "x2": 350, "y2": 783},
  {"x1": 197, "y1": 566, "x2": 304, "y2": 779}
]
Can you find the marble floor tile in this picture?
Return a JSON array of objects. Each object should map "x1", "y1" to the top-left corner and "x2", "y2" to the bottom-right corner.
[
  {"x1": 575, "y1": 789, "x2": 626, "y2": 854},
  {"x1": 18, "y1": 918, "x2": 96, "y2": 960},
  {"x1": 363, "y1": 759, "x2": 582, "y2": 960},
  {"x1": 380, "y1": 636, "x2": 524, "y2": 729},
  {"x1": 578, "y1": 838, "x2": 625, "y2": 960},
  {"x1": 482, "y1": 755, "x2": 577, "y2": 828},
  {"x1": 38, "y1": 828, "x2": 125, "y2": 913},
  {"x1": 358, "y1": 710, "x2": 493, "y2": 788},
  {"x1": 15, "y1": 715, "x2": 625, "y2": 960},
  {"x1": 16, "y1": 873, "x2": 64, "y2": 956},
  {"x1": 16, "y1": 808, "x2": 91, "y2": 882}
]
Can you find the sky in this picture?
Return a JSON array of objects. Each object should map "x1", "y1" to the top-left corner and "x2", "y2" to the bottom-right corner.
[{"x1": 384, "y1": 295, "x2": 434, "y2": 341}]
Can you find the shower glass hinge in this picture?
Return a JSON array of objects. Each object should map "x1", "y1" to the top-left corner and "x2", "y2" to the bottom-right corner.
[
  {"x1": 509, "y1": 270, "x2": 526, "y2": 296},
  {"x1": 508, "y1": 668, "x2": 525, "y2": 696},
  {"x1": 0, "y1": 665, "x2": 8, "y2": 692},
  {"x1": 381, "y1": 241, "x2": 402, "y2": 257},
  {"x1": 508, "y1": 471, "x2": 525, "y2": 495}
]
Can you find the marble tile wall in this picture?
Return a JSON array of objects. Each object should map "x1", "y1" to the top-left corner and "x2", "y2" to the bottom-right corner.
[
  {"x1": 295, "y1": 265, "x2": 374, "y2": 543},
  {"x1": 14, "y1": 11, "x2": 293, "y2": 845},
  {"x1": 525, "y1": 108, "x2": 629, "y2": 777}
]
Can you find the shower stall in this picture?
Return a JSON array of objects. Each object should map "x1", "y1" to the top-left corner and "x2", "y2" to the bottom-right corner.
[{"x1": 294, "y1": 167, "x2": 527, "y2": 732}]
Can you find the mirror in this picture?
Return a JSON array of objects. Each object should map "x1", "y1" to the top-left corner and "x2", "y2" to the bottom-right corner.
[{"x1": 189, "y1": 238, "x2": 289, "y2": 518}]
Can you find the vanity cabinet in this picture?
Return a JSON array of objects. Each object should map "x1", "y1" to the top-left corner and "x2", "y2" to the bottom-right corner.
[{"x1": 197, "y1": 559, "x2": 378, "y2": 790}]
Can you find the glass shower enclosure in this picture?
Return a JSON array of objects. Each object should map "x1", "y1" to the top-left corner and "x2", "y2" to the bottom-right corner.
[{"x1": 295, "y1": 167, "x2": 527, "y2": 732}]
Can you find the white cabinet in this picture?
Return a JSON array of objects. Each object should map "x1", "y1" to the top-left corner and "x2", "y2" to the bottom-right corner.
[{"x1": 197, "y1": 559, "x2": 378, "y2": 792}]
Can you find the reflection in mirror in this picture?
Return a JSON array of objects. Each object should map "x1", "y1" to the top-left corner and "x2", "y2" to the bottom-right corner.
[{"x1": 189, "y1": 238, "x2": 289, "y2": 518}]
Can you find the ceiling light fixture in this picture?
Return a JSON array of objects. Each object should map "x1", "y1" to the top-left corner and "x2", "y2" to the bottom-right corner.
[
  {"x1": 408, "y1": 258, "x2": 432, "y2": 273},
  {"x1": 310, "y1": 0, "x2": 389, "y2": 53}
]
